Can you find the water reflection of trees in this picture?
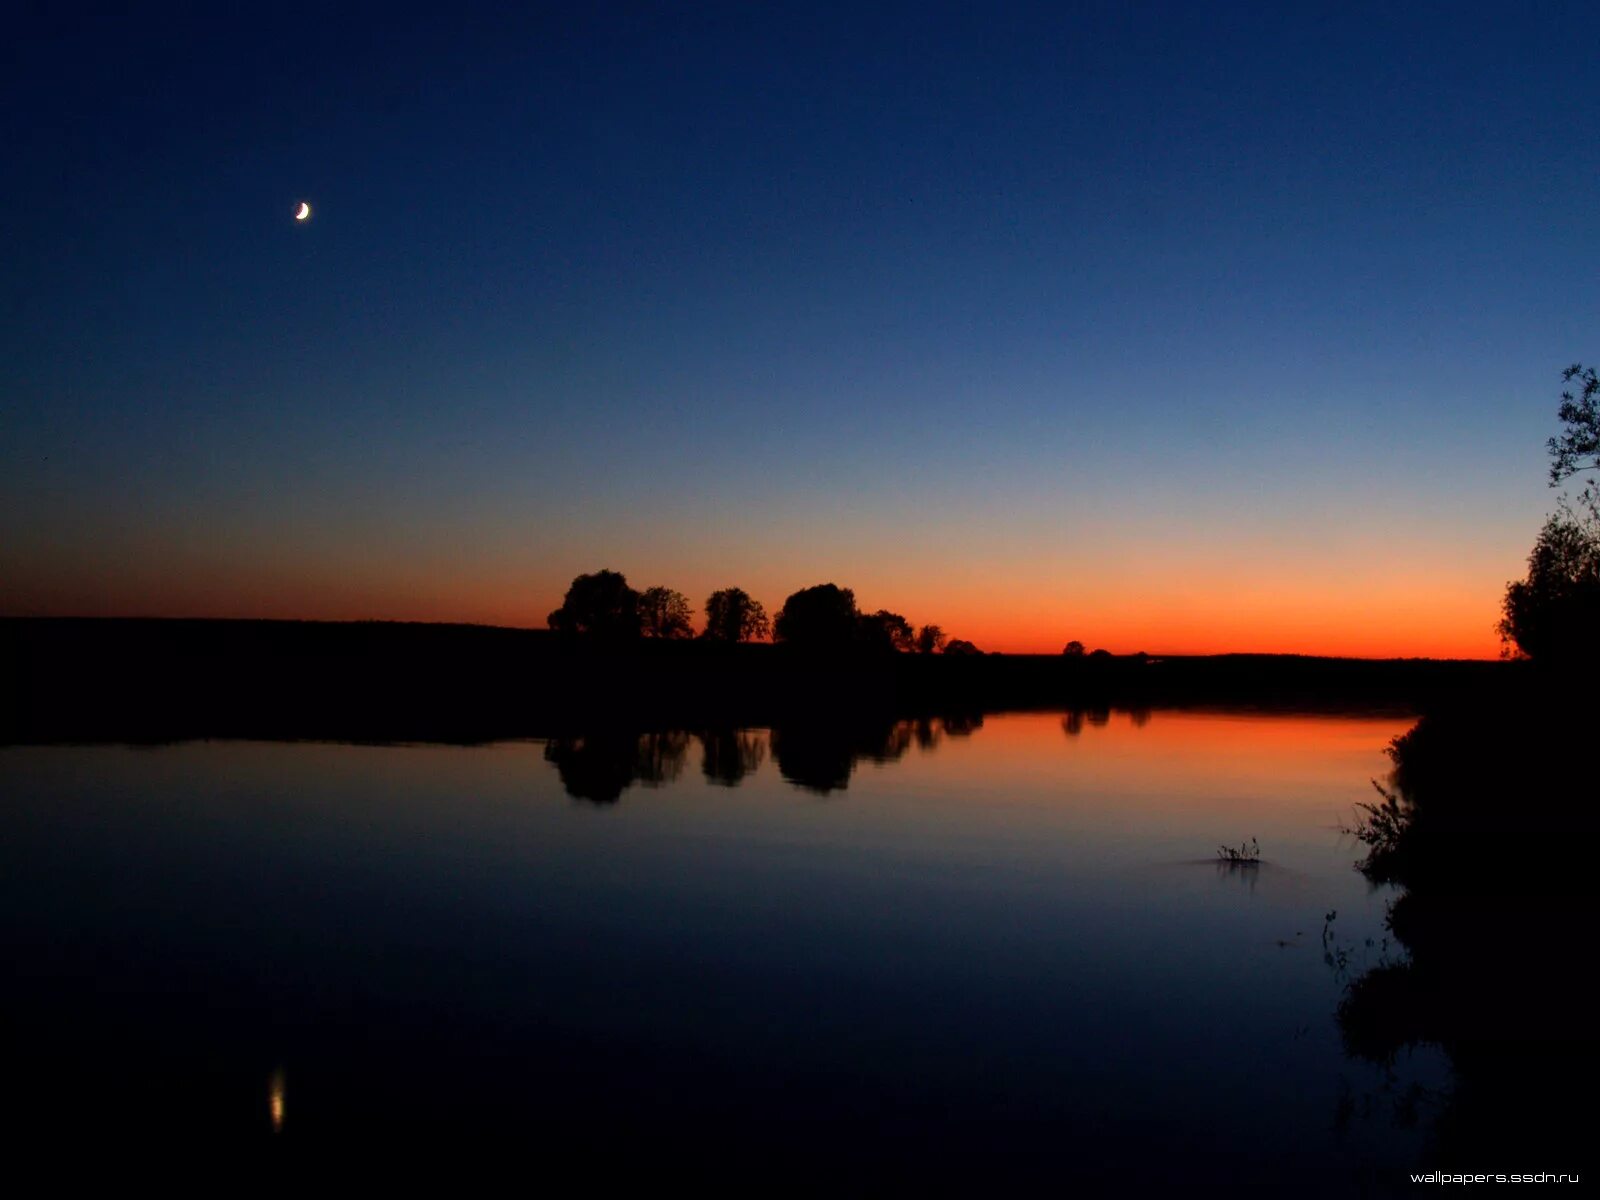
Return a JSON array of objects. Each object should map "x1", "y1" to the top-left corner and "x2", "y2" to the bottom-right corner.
[
  {"x1": 939, "y1": 713, "x2": 983, "y2": 738},
  {"x1": 767, "y1": 713, "x2": 986, "y2": 794},
  {"x1": 547, "y1": 707, "x2": 1168, "y2": 804},
  {"x1": 545, "y1": 713, "x2": 987, "y2": 803},
  {"x1": 1062, "y1": 706, "x2": 1151, "y2": 737},
  {"x1": 772, "y1": 718, "x2": 903, "y2": 794},
  {"x1": 700, "y1": 728, "x2": 767, "y2": 787},
  {"x1": 542, "y1": 730, "x2": 691, "y2": 804}
]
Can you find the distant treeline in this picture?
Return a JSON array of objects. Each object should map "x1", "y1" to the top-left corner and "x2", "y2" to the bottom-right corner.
[{"x1": 2, "y1": 617, "x2": 1508, "y2": 745}]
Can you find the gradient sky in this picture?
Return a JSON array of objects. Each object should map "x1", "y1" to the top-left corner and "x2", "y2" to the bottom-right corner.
[{"x1": 5, "y1": 2, "x2": 1598, "y2": 656}]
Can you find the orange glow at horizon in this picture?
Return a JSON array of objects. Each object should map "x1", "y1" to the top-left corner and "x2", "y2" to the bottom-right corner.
[
  {"x1": 2, "y1": 584, "x2": 1503, "y2": 660},
  {"x1": 1, "y1": 537, "x2": 1509, "y2": 660},
  {"x1": 1, "y1": 585, "x2": 1503, "y2": 660}
]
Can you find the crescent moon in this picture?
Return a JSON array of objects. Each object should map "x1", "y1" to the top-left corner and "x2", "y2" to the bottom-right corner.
[{"x1": 295, "y1": 202, "x2": 311, "y2": 221}]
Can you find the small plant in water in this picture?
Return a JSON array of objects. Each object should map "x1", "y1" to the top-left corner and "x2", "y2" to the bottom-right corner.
[{"x1": 1217, "y1": 836, "x2": 1261, "y2": 863}]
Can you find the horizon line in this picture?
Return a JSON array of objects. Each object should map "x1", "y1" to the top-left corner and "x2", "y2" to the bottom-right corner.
[{"x1": 0, "y1": 612, "x2": 1508, "y2": 664}]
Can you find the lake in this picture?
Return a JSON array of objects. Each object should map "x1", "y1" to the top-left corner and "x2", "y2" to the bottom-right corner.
[{"x1": 2, "y1": 709, "x2": 1446, "y2": 1187}]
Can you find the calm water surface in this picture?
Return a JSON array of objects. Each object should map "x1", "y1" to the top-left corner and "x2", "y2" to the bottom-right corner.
[{"x1": 3, "y1": 710, "x2": 1445, "y2": 1186}]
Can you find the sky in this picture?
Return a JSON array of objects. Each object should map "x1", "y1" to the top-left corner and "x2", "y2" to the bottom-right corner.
[{"x1": 4, "y1": 1, "x2": 1598, "y2": 657}]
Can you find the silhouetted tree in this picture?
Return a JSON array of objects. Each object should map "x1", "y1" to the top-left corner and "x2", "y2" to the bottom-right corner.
[
  {"x1": 703, "y1": 587, "x2": 770, "y2": 642},
  {"x1": 1088, "y1": 648, "x2": 1113, "y2": 660},
  {"x1": 1063, "y1": 640, "x2": 1085, "y2": 657},
  {"x1": 547, "y1": 569, "x2": 641, "y2": 638},
  {"x1": 639, "y1": 586, "x2": 694, "y2": 639},
  {"x1": 1497, "y1": 507, "x2": 1600, "y2": 661},
  {"x1": 773, "y1": 584, "x2": 858, "y2": 651},
  {"x1": 944, "y1": 638, "x2": 981, "y2": 656},
  {"x1": 915, "y1": 624, "x2": 947, "y2": 654},
  {"x1": 1549, "y1": 363, "x2": 1600, "y2": 513},
  {"x1": 859, "y1": 609, "x2": 914, "y2": 653}
]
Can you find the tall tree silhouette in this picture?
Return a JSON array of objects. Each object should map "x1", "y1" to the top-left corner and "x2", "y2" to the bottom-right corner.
[
  {"x1": 639, "y1": 586, "x2": 693, "y2": 639},
  {"x1": 547, "y1": 569, "x2": 641, "y2": 638},
  {"x1": 703, "y1": 587, "x2": 770, "y2": 642},
  {"x1": 1497, "y1": 507, "x2": 1600, "y2": 661},
  {"x1": 1498, "y1": 366, "x2": 1600, "y2": 663},
  {"x1": 915, "y1": 624, "x2": 947, "y2": 654},
  {"x1": 1549, "y1": 363, "x2": 1600, "y2": 512}
]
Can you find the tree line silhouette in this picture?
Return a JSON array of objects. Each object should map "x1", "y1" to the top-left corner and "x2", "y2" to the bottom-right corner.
[
  {"x1": 544, "y1": 568, "x2": 1125, "y2": 662},
  {"x1": 548, "y1": 572, "x2": 978, "y2": 655}
]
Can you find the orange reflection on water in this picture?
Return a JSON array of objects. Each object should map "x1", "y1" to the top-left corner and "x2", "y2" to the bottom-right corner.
[
  {"x1": 904, "y1": 708, "x2": 1415, "y2": 832},
  {"x1": 269, "y1": 1069, "x2": 285, "y2": 1133}
]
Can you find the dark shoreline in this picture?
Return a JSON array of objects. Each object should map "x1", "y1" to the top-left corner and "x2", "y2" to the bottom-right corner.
[
  {"x1": 4, "y1": 616, "x2": 1506, "y2": 745},
  {"x1": 1338, "y1": 669, "x2": 1599, "y2": 1165}
]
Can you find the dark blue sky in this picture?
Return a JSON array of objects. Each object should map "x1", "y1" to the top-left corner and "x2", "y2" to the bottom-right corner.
[{"x1": 4, "y1": 2, "x2": 1597, "y2": 654}]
